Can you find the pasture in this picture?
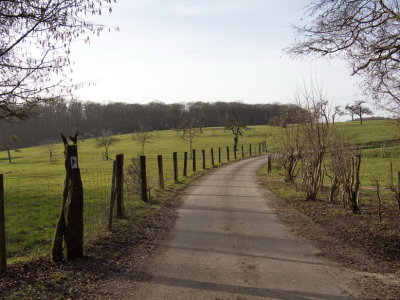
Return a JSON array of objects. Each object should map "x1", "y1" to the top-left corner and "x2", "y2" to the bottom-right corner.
[{"x1": 1, "y1": 119, "x2": 398, "y2": 262}]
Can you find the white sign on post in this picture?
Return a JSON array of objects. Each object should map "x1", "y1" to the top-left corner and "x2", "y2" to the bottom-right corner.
[{"x1": 71, "y1": 157, "x2": 78, "y2": 169}]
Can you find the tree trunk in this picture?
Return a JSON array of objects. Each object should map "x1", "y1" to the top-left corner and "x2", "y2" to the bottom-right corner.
[{"x1": 6, "y1": 148, "x2": 11, "y2": 164}]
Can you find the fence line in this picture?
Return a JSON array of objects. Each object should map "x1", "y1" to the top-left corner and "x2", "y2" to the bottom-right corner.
[{"x1": 0, "y1": 140, "x2": 268, "y2": 269}]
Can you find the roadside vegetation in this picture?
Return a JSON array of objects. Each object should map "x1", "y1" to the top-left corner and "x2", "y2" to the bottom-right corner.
[{"x1": 259, "y1": 114, "x2": 400, "y2": 277}]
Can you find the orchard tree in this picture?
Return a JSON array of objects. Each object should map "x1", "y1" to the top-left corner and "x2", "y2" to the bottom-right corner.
[
  {"x1": 0, "y1": 0, "x2": 117, "y2": 120},
  {"x1": 332, "y1": 106, "x2": 344, "y2": 125},
  {"x1": 134, "y1": 130, "x2": 153, "y2": 155},
  {"x1": 225, "y1": 118, "x2": 247, "y2": 155},
  {"x1": 345, "y1": 104, "x2": 357, "y2": 121},
  {"x1": 96, "y1": 132, "x2": 119, "y2": 160},
  {"x1": 3, "y1": 135, "x2": 20, "y2": 164},
  {"x1": 353, "y1": 100, "x2": 373, "y2": 125},
  {"x1": 288, "y1": 1, "x2": 400, "y2": 114},
  {"x1": 176, "y1": 120, "x2": 200, "y2": 159}
]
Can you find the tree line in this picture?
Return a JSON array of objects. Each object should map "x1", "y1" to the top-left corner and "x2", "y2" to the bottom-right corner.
[{"x1": 0, "y1": 100, "x2": 300, "y2": 148}]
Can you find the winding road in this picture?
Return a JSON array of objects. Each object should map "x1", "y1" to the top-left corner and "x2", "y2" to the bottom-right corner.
[{"x1": 135, "y1": 156, "x2": 361, "y2": 300}]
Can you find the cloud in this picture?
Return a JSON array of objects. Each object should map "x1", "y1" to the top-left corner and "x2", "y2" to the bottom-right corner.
[{"x1": 170, "y1": 0, "x2": 257, "y2": 15}]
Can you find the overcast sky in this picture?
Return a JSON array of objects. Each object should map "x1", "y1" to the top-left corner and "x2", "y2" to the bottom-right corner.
[{"x1": 69, "y1": 0, "x2": 369, "y2": 110}]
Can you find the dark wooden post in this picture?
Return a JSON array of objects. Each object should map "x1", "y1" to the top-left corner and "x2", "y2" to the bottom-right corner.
[
  {"x1": 226, "y1": 146, "x2": 230, "y2": 161},
  {"x1": 202, "y1": 150, "x2": 206, "y2": 169},
  {"x1": 52, "y1": 132, "x2": 84, "y2": 262},
  {"x1": 249, "y1": 144, "x2": 252, "y2": 156},
  {"x1": 158, "y1": 155, "x2": 164, "y2": 189},
  {"x1": 259, "y1": 143, "x2": 261, "y2": 155},
  {"x1": 0, "y1": 174, "x2": 6, "y2": 272},
  {"x1": 108, "y1": 161, "x2": 117, "y2": 231},
  {"x1": 267, "y1": 155, "x2": 272, "y2": 173},
  {"x1": 397, "y1": 171, "x2": 400, "y2": 203},
  {"x1": 241, "y1": 145, "x2": 244, "y2": 158},
  {"x1": 211, "y1": 148, "x2": 215, "y2": 166},
  {"x1": 218, "y1": 147, "x2": 221, "y2": 164},
  {"x1": 173, "y1": 152, "x2": 178, "y2": 182},
  {"x1": 234, "y1": 146, "x2": 237, "y2": 159},
  {"x1": 183, "y1": 152, "x2": 188, "y2": 176},
  {"x1": 140, "y1": 156, "x2": 148, "y2": 202},
  {"x1": 192, "y1": 149, "x2": 196, "y2": 172},
  {"x1": 115, "y1": 154, "x2": 124, "y2": 218}
]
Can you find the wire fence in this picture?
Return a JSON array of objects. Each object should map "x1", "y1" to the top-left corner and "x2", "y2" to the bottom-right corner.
[{"x1": 0, "y1": 141, "x2": 267, "y2": 265}]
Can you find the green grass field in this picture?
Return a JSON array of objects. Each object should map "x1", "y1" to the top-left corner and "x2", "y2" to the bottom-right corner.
[
  {"x1": 2, "y1": 125, "x2": 272, "y2": 261},
  {"x1": 2, "y1": 119, "x2": 399, "y2": 261}
]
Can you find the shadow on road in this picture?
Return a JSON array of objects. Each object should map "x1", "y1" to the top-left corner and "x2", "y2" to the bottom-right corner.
[{"x1": 145, "y1": 274, "x2": 361, "y2": 300}]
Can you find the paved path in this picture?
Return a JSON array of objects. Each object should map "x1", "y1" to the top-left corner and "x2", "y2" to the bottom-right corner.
[{"x1": 135, "y1": 156, "x2": 361, "y2": 300}]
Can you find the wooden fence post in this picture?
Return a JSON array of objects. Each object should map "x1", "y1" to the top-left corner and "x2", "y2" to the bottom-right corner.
[
  {"x1": 173, "y1": 152, "x2": 178, "y2": 183},
  {"x1": 108, "y1": 161, "x2": 117, "y2": 231},
  {"x1": 192, "y1": 149, "x2": 196, "y2": 172},
  {"x1": 227, "y1": 146, "x2": 230, "y2": 161},
  {"x1": 234, "y1": 146, "x2": 237, "y2": 160},
  {"x1": 115, "y1": 154, "x2": 124, "y2": 218},
  {"x1": 397, "y1": 171, "x2": 400, "y2": 202},
  {"x1": 202, "y1": 150, "x2": 206, "y2": 169},
  {"x1": 218, "y1": 147, "x2": 221, "y2": 164},
  {"x1": 211, "y1": 148, "x2": 215, "y2": 166},
  {"x1": 0, "y1": 174, "x2": 6, "y2": 272},
  {"x1": 267, "y1": 155, "x2": 272, "y2": 173},
  {"x1": 259, "y1": 143, "x2": 261, "y2": 155},
  {"x1": 183, "y1": 152, "x2": 188, "y2": 177},
  {"x1": 140, "y1": 156, "x2": 148, "y2": 202},
  {"x1": 158, "y1": 155, "x2": 164, "y2": 189},
  {"x1": 241, "y1": 145, "x2": 244, "y2": 158},
  {"x1": 52, "y1": 133, "x2": 84, "y2": 262},
  {"x1": 249, "y1": 144, "x2": 252, "y2": 156}
]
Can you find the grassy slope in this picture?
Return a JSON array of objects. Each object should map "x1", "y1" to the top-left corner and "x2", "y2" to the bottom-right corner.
[
  {"x1": 2, "y1": 119, "x2": 398, "y2": 260},
  {"x1": 2, "y1": 125, "x2": 274, "y2": 260}
]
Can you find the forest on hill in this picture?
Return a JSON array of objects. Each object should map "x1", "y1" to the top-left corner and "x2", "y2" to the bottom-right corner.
[{"x1": 0, "y1": 100, "x2": 300, "y2": 148}]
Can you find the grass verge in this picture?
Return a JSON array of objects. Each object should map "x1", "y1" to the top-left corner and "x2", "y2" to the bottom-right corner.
[{"x1": 0, "y1": 166, "x2": 211, "y2": 300}]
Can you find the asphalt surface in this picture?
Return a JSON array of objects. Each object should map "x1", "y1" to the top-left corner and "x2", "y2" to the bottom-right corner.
[{"x1": 135, "y1": 156, "x2": 361, "y2": 300}]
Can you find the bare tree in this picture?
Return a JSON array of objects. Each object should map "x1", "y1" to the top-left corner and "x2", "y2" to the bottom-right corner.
[
  {"x1": 48, "y1": 143, "x2": 57, "y2": 165},
  {"x1": 0, "y1": 0, "x2": 117, "y2": 120},
  {"x1": 133, "y1": 130, "x2": 153, "y2": 155},
  {"x1": 330, "y1": 143, "x2": 362, "y2": 214},
  {"x1": 276, "y1": 124, "x2": 303, "y2": 183},
  {"x1": 345, "y1": 104, "x2": 357, "y2": 122},
  {"x1": 3, "y1": 135, "x2": 20, "y2": 163},
  {"x1": 296, "y1": 85, "x2": 331, "y2": 201},
  {"x1": 176, "y1": 120, "x2": 200, "y2": 159},
  {"x1": 353, "y1": 100, "x2": 373, "y2": 125},
  {"x1": 287, "y1": 1, "x2": 400, "y2": 113},
  {"x1": 225, "y1": 118, "x2": 247, "y2": 155},
  {"x1": 96, "y1": 132, "x2": 119, "y2": 161},
  {"x1": 332, "y1": 106, "x2": 344, "y2": 125}
]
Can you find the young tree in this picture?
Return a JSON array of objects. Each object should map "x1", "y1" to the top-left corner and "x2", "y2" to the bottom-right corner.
[
  {"x1": 133, "y1": 130, "x2": 153, "y2": 155},
  {"x1": 276, "y1": 124, "x2": 303, "y2": 183},
  {"x1": 287, "y1": 1, "x2": 400, "y2": 113},
  {"x1": 296, "y1": 85, "x2": 331, "y2": 201},
  {"x1": 3, "y1": 135, "x2": 20, "y2": 164},
  {"x1": 48, "y1": 143, "x2": 57, "y2": 165},
  {"x1": 225, "y1": 118, "x2": 247, "y2": 155},
  {"x1": 176, "y1": 120, "x2": 200, "y2": 159},
  {"x1": 0, "y1": 0, "x2": 117, "y2": 120},
  {"x1": 96, "y1": 133, "x2": 119, "y2": 161},
  {"x1": 330, "y1": 143, "x2": 362, "y2": 214},
  {"x1": 353, "y1": 100, "x2": 373, "y2": 125}
]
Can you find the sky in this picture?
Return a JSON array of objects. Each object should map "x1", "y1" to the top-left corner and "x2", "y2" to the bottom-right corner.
[{"x1": 69, "y1": 0, "x2": 371, "y2": 111}]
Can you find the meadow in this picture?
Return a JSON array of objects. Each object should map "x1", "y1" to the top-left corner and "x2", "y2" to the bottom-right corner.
[
  {"x1": 1, "y1": 119, "x2": 399, "y2": 262},
  {"x1": 1, "y1": 125, "x2": 273, "y2": 261}
]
